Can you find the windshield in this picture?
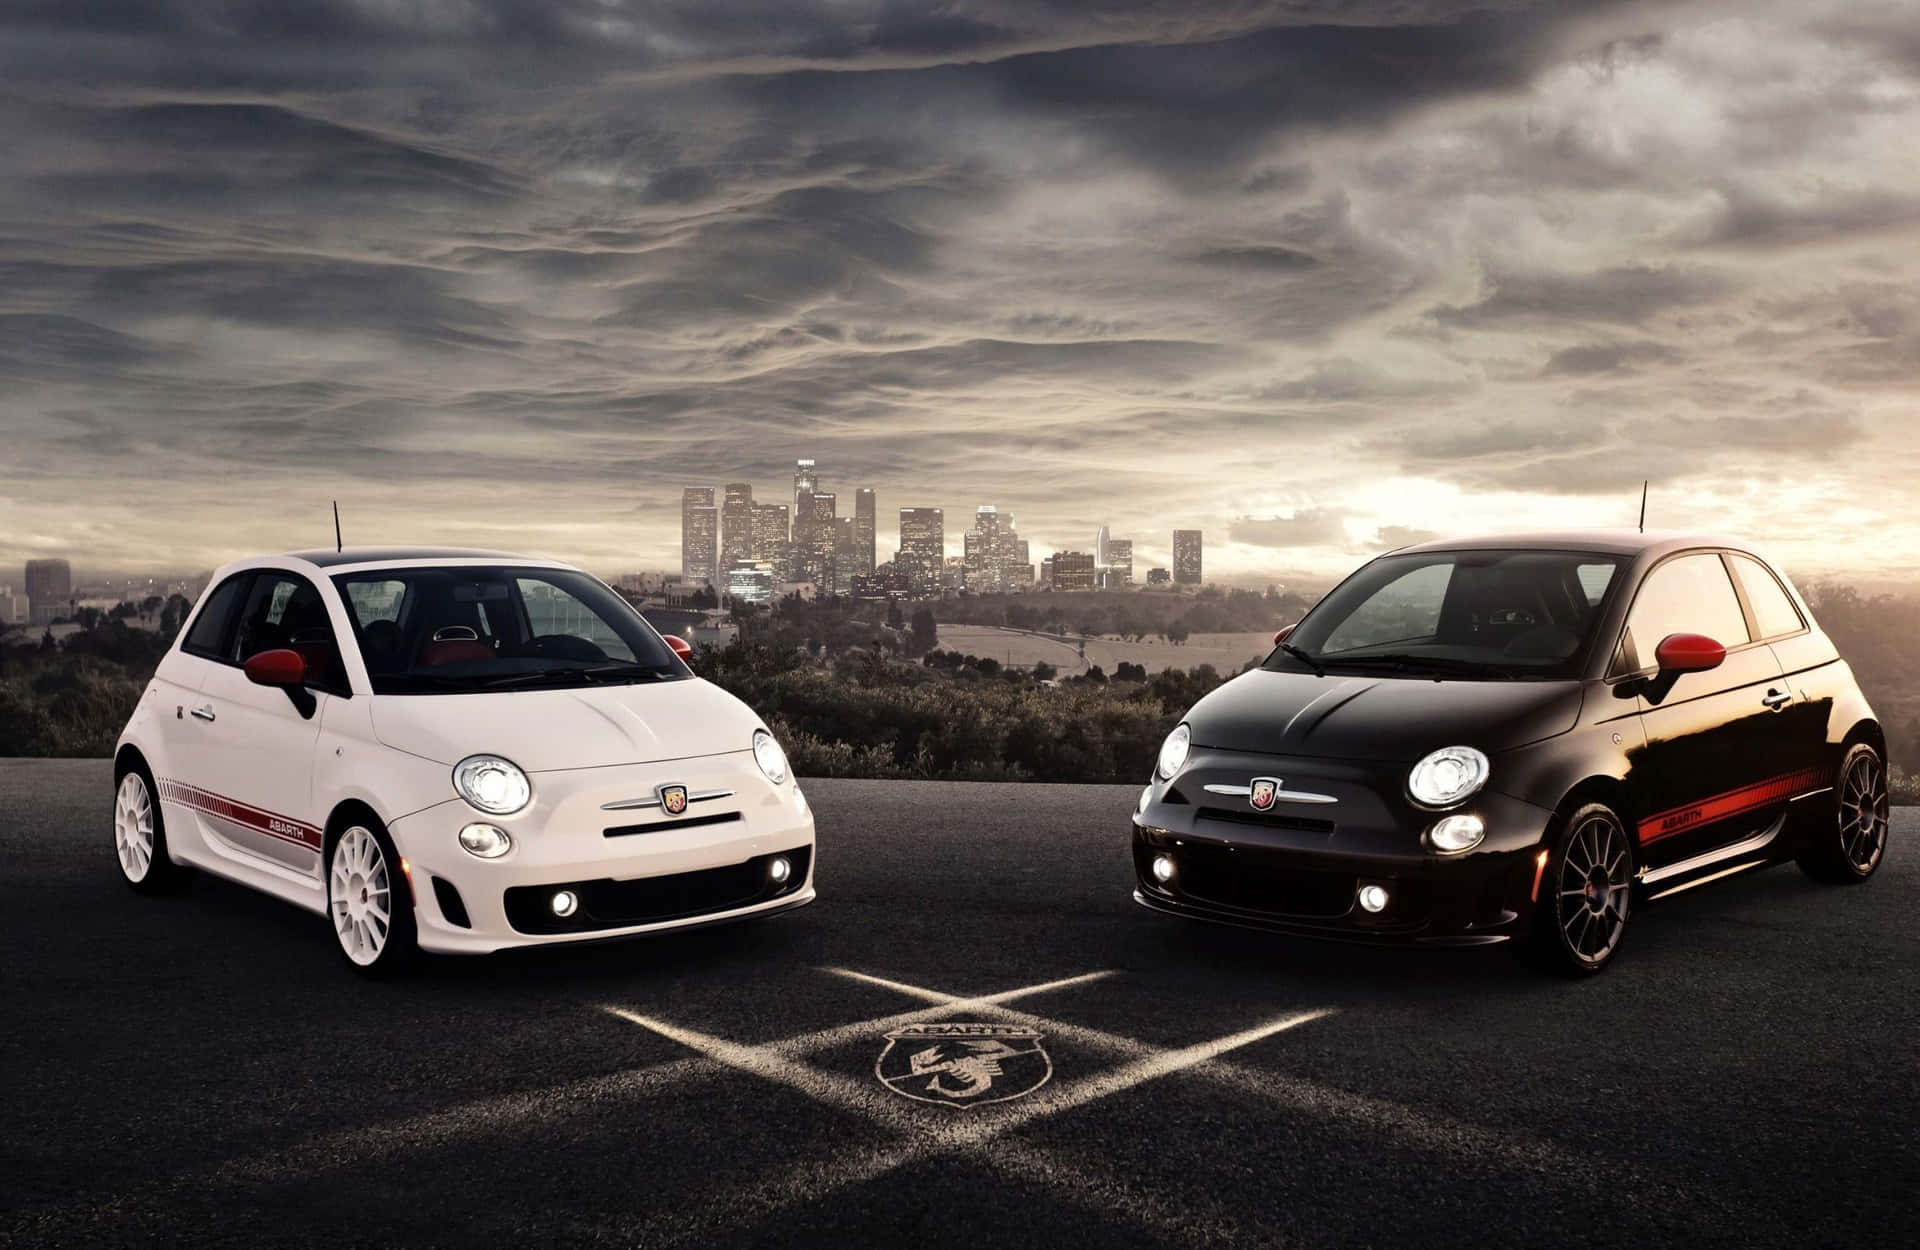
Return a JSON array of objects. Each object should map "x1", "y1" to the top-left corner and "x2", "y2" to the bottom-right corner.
[
  {"x1": 1267, "y1": 549, "x2": 1627, "y2": 681},
  {"x1": 331, "y1": 565, "x2": 689, "y2": 695}
]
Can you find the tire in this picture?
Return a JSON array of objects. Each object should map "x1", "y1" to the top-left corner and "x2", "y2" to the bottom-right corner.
[
  {"x1": 1798, "y1": 743, "x2": 1890, "y2": 884},
  {"x1": 325, "y1": 815, "x2": 418, "y2": 976},
  {"x1": 1522, "y1": 801, "x2": 1635, "y2": 977},
  {"x1": 114, "y1": 761, "x2": 189, "y2": 894}
]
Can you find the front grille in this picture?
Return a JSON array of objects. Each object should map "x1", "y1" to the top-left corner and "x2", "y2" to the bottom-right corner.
[
  {"x1": 1160, "y1": 844, "x2": 1354, "y2": 918},
  {"x1": 504, "y1": 847, "x2": 810, "y2": 935},
  {"x1": 604, "y1": 811, "x2": 743, "y2": 838},
  {"x1": 1196, "y1": 807, "x2": 1336, "y2": 835}
]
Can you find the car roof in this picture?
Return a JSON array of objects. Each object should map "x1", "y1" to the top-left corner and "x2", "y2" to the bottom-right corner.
[
  {"x1": 280, "y1": 546, "x2": 565, "y2": 572},
  {"x1": 1384, "y1": 530, "x2": 1769, "y2": 561}
]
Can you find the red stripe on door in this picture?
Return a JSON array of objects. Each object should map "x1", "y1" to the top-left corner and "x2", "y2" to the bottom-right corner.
[
  {"x1": 157, "y1": 779, "x2": 323, "y2": 851},
  {"x1": 1637, "y1": 766, "x2": 1828, "y2": 845}
]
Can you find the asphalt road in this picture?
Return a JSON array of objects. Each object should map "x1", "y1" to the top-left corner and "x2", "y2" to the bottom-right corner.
[{"x1": 2, "y1": 759, "x2": 1916, "y2": 1249}]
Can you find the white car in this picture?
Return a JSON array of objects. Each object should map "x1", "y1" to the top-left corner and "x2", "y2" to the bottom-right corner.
[{"x1": 112, "y1": 547, "x2": 816, "y2": 974}]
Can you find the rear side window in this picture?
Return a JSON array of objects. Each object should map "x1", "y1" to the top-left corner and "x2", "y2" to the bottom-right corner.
[
  {"x1": 181, "y1": 575, "x2": 249, "y2": 658},
  {"x1": 1729, "y1": 554, "x2": 1805, "y2": 640},
  {"x1": 1622, "y1": 553, "x2": 1751, "y2": 670}
]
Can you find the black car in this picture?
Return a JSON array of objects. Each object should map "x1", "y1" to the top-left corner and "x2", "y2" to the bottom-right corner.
[{"x1": 1132, "y1": 532, "x2": 1890, "y2": 974}]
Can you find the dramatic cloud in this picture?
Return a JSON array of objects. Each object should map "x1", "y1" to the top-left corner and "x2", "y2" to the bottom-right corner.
[{"x1": 2, "y1": 0, "x2": 1919, "y2": 585}]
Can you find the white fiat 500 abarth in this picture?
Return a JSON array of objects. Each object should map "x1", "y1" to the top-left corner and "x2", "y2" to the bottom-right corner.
[{"x1": 112, "y1": 547, "x2": 815, "y2": 974}]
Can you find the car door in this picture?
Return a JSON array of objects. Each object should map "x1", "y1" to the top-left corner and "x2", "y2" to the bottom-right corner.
[
  {"x1": 1726, "y1": 552, "x2": 1833, "y2": 800},
  {"x1": 152, "y1": 573, "x2": 254, "y2": 846},
  {"x1": 1619, "y1": 551, "x2": 1795, "y2": 871},
  {"x1": 173, "y1": 570, "x2": 342, "y2": 879}
]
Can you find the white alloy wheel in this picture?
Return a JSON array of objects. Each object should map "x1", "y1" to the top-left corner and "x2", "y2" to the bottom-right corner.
[
  {"x1": 114, "y1": 772, "x2": 155, "y2": 883},
  {"x1": 330, "y1": 826, "x2": 394, "y2": 967}
]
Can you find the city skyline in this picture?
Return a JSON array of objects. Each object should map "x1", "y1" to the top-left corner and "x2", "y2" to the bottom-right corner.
[{"x1": 5, "y1": 3, "x2": 1920, "y2": 585}]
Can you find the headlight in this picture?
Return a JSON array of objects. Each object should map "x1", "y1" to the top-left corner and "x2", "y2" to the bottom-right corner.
[
  {"x1": 1156, "y1": 723, "x2": 1191, "y2": 780},
  {"x1": 1407, "y1": 746, "x2": 1490, "y2": 809},
  {"x1": 1425, "y1": 814, "x2": 1486, "y2": 854},
  {"x1": 453, "y1": 754, "x2": 531, "y2": 815},
  {"x1": 753, "y1": 729, "x2": 790, "y2": 785},
  {"x1": 458, "y1": 823, "x2": 513, "y2": 859}
]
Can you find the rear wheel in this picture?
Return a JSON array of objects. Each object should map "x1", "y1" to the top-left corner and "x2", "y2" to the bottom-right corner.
[
  {"x1": 1798, "y1": 743, "x2": 1889, "y2": 883},
  {"x1": 326, "y1": 818, "x2": 417, "y2": 976},
  {"x1": 114, "y1": 764, "x2": 188, "y2": 894},
  {"x1": 1523, "y1": 802, "x2": 1634, "y2": 977}
]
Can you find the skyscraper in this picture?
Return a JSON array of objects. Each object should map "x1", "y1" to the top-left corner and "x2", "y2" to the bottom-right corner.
[
  {"x1": 1173, "y1": 530, "x2": 1203, "y2": 586},
  {"x1": 681, "y1": 488, "x2": 718, "y2": 583},
  {"x1": 791, "y1": 460, "x2": 820, "y2": 582},
  {"x1": 853, "y1": 488, "x2": 876, "y2": 578},
  {"x1": 808, "y1": 491, "x2": 838, "y2": 592},
  {"x1": 962, "y1": 506, "x2": 1030, "y2": 592},
  {"x1": 897, "y1": 507, "x2": 944, "y2": 597},
  {"x1": 1105, "y1": 539, "x2": 1133, "y2": 586},
  {"x1": 1052, "y1": 550, "x2": 1097, "y2": 592},
  {"x1": 720, "y1": 482, "x2": 754, "y2": 570},
  {"x1": 25, "y1": 558, "x2": 72, "y2": 627},
  {"x1": 1094, "y1": 526, "x2": 1111, "y2": 567},
  {"x1": 751, "y1": 502, "x2": 791, "y2": 580}
]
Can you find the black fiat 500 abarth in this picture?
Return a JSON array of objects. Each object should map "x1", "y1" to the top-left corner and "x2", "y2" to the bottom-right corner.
[{"x1": 1132, "y1": 532, "x2": 1889, "y2": 975}]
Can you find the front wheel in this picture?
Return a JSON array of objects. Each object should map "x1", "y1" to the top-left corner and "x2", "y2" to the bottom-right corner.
[
  {"x1": 1522, "y1": 802, "x2": 1635, "y2": 977},
  {"x1": 326, "y1": 818, "x2": 417, "y2": 976},
  {"x1": 1798, "y1": 743, "x2": 1889, "y2": 884}
]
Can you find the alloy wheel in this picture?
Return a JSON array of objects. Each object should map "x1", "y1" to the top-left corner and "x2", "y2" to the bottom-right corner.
[
  {"x1": 114, "y1": 772, "x2": 155, "y2": 883},
  {"x1": 330, "y1": 826, "x2": 392, "y2": 967},
  {"x1": 1558, "y1": 812, "x2": 1631, "y2": 965},
  {"x1": 1840, "y1": 752, "x2": 1890, "y2": 875}
]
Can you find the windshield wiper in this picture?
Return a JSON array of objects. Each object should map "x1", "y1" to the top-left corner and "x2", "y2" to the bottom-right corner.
[
  {"x1": 1318, "y1": 653, "x2": 1522, "y2": 680},
  {"x1": 480, "y1": 664, "x2": 671, "y2": 690},
  {"x1": 1277, "y1": 643, "x2": 1324, "y2": 676}
]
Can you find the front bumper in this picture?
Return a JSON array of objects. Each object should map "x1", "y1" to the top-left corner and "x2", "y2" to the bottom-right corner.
[
  {"x1": 390, "y1": 750, "x2": 816, "y2": 955},
  {"x1": 1131, "y1": 749, "x2": 1554, "y2": 946}
]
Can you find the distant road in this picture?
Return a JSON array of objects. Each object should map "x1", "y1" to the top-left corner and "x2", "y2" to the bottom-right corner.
[
  {"x1": 3, "y1": 758, "x2": 1915, "y2": 1250},
  {"x1": 937, "y1": 624, "x2": 1272, "y2": 675}
]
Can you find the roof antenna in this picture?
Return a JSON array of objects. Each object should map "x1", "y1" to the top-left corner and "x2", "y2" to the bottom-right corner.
[
  {"x1": 1638, "y1": 480, "x2": 1648, "y2": 534},
  {"x1": 333, "y1": 500, "x2": 343, "y2": 553}
]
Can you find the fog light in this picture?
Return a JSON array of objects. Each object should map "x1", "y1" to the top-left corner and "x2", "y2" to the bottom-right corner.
[
  {"x1": 1357, "y1": 884, "x2": 1390, "y2": 913},
  {"x1": 1426, "y1": 814, "x2": 1486, "y2": 854},
  {"x1": 551, "y1": 889, "x2": 578, "y2": 917},
  {"x1": 1151, "y1": 854, "x2": 1175, "y2": 883},
  {"x1": 457, "y1": 823, "x2": 512, "y2": 859},
  {"x1": 769, "y1": 855, "x2": 792, "y2": 885}
]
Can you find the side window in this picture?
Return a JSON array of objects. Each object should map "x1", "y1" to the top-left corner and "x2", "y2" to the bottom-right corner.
[
  {"x1": 181, "y1": 575, "x2": 250, "y2": 659},
  {"x1": 1620, "y1": 553, "x2": 1752, "y2": 671},
  {"x1": 1729, "y1": 554, "x2": 1805, "y2": 640},
  {"x1": 232, "y1": 572, "x2": 346, "y2": 691}
]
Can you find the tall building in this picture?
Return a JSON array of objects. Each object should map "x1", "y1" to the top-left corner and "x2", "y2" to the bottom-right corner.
[
  {"x1": 853, "y1": 488, "x2": 877, "y2": 578},
  {"x1": 1104, "y1": 539, "x2": 1133, "y2": 587},
  {"x1": 680, "y1": 488, "x2": 718, "y2": 584},
  {"x1": 791, "y1": 460, "x2": 820, "y2": 582},
  {"x1": 720, "y1": 482, "x2": 754, "y2": 570},
  {"x1": 808, "y1": 492, "x2": 839, "y2": 593},
  {"x1": 25, "y1": 558, "x2": 72, "y2": 627},
  {"x1": 1094, "y1": 526, "x2": 1111, "y2": 567},
  {"x1": 751, "y1": 502, "x2": 791, "y2": 579},
  {"x1": 1173, "y1": 530, "x2": 1203, "y2": 586},
  {"x1": 1052, "y1": 550, "x2": 1098, "y2": 592},
  {"x1": 897, "y1": 507, "x2": 944, "y2": 597},
  {"x1": 963, "y1": 505, "x2": 1028, "y2": 593}
]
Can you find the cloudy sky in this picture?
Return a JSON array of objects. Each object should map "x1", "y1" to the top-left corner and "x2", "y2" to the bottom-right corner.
[{"x1": 3, "y1": 0, "x2": 1918, "y2": 585}]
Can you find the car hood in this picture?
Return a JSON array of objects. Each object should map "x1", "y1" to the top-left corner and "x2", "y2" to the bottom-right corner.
[
  {"x1": 370, "y1": 677, "x2": 761, "y2": 771},
  {"x1": 1184, "y1": 668, "x2": 1584, "y2": 763}
]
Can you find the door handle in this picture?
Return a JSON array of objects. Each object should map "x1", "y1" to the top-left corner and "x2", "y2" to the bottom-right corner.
[
  {"x1": 189, "y1": 705, "x2": 217, "y2": 722},
  {"x1": 1761, "y1": 689, "x2": 1792, "y2": 709}
]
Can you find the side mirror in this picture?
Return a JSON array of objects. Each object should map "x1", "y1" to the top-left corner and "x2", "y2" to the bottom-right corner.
[
  {"x1": 244, "y1": 648, "x2": 307, "y2": 688},
  {"x1": 1653, "y1": 633, "x2": 1726, "y2": 675},
  {"x1": 1273, "y1": 623, "x2": 1296, "y2": 646},
  {"x1": 664, "y1": 635, "x2": 694, "y2": 661}
]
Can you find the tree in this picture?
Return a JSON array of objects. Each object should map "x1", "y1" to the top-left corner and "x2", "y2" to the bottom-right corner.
[
  {"x1": 1032, "y1": 661, "x2": 1057, "y2": 681},
  {"x1": 885, "y1": 600, "x2": 905, "y2": 630},
  {"x1": 910, "y1": 607, "x2": 937, "y2": 652}
]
